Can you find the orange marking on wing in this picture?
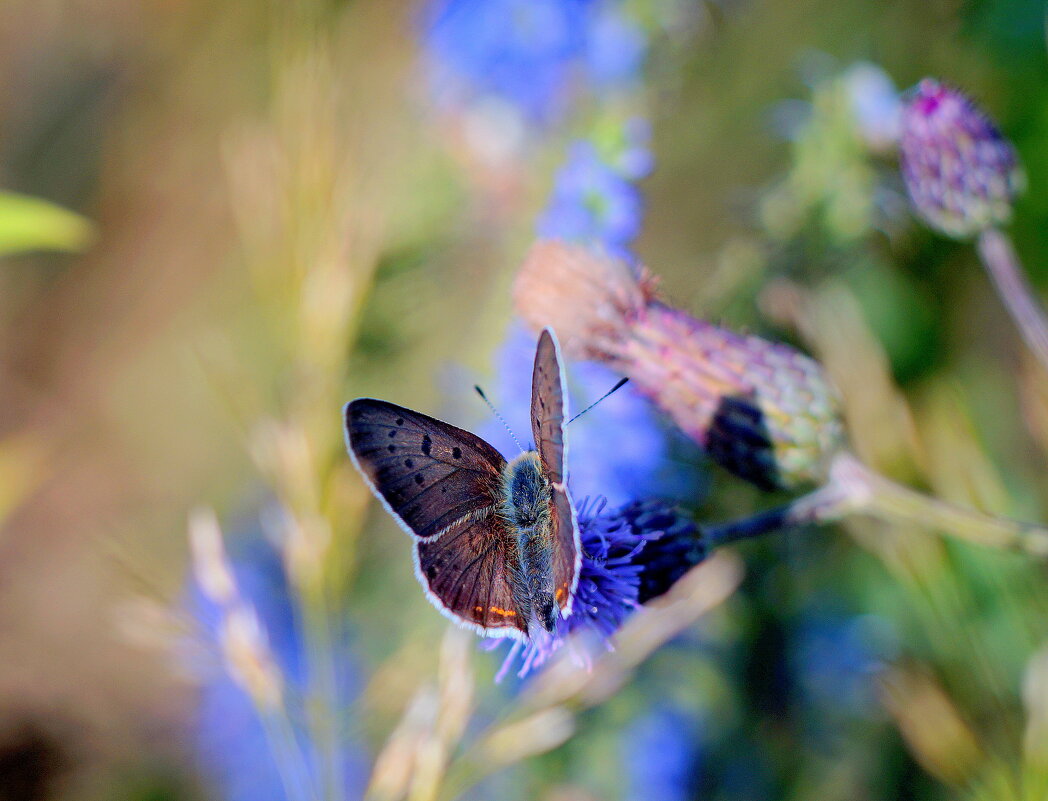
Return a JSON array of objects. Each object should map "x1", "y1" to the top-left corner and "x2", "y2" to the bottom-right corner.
[{"x1": 489, "y1": 606, "x2": 516, "y2": 617}]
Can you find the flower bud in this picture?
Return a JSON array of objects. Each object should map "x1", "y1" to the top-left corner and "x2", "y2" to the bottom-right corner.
[
  {"x1": 899, "y1": 78, "x2": 1024, "y2": 239},
  {"x1": 513, "y1": 242, "x2": 846, "y2": 490}
]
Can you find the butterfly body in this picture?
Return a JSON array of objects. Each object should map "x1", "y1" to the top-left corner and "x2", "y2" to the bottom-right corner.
[
  {"x1": 344, "y1": 328, "x2": 580, "y2": 642},
  {"x1": 499, "y1": 451, "x2": 558, "y2": 633}
]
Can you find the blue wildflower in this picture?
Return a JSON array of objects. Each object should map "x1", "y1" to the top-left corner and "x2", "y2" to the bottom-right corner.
[
  {"x1": 584, "y1": 4, "x2": 647, "y2": 89},
  {"x1": 491, "y1": 498, "x2": 705, "y2": 680},
  {"x1": 622, "y1": 705, "x2": 704, "y2": 801},
  {"x1": 422, "y1": 0, "x2": 647, "y2": 124},
  {"x1": 480, "y1": 320, "x2": 685, "y2": 506},
  {"x1": 188, "y1": 523, "x2": 366, "y2": 801},
  {"x1": 537, "y1": 140, "x2": 645, "y2": 256}
]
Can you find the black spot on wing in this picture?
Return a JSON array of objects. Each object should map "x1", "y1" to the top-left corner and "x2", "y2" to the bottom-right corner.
[
  {"x1": 452, "y1": 447, "x2": 461, "y2": 459},
  {"x1": 421, "y1": 434, "x2": 432, "y2": 456}
]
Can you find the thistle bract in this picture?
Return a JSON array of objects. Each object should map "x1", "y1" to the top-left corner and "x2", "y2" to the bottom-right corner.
[{"x1": 899, "y1": 78, "x2": 1024, "y2": 239}]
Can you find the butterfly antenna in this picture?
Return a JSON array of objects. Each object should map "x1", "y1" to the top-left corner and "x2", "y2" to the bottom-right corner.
[
  {"x1": 474, "y1": 385, "x2": 526, "y2": 453},
  {"x1": 567, "y1": 377, "x2": 629, "y2": 425}
]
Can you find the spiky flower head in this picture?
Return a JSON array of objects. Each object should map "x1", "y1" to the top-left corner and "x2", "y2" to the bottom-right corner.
[
  {"x1": 492, "y1": 498, "x2": 704, "y2": 680},
  {"x1": 513, "y1": 242, "x2": 846, "y2": 490},
  {"x1": 899, "y1": 78, "x2": 1025, "y2": 239}
]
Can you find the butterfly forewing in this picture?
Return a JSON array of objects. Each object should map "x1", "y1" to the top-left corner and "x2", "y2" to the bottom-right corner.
[
  {"x1": 531, "y1": 328, "x2": 567, "y2": 485},
  {"x1": 415, "y1": 514, "x2": 528, "y2": 639},
  {"x1": 345, "y1": 399, "x2": 506, "y2": 541},
  {"x1": 530, "y1": 328, "x2": 581, "y2": 616}
]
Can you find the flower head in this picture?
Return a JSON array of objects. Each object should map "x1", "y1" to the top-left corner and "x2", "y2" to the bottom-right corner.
[
  {"x1": 513, "y1": 242, "x2": 846, "y2": 490},
  {"x1": 899, "y1": 78, "x2": 1025, "y2": 239},
  {"x1": 491, "y1": 498, "x2": 704, "y2": 680}
]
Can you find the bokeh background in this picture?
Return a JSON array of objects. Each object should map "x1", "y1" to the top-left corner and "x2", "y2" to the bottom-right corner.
[{"x1": 2, "y1": 0, "x2": 1048, "y2": 799}]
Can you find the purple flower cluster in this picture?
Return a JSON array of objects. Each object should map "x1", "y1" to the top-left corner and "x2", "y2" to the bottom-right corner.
[
  {"x1": 491, "y1": 498, "x2": 705, "y2": 680},
  {"x1": 899, "y1": 78, "x2": 1024, "y2": 239},
  {"x1": 422, "y1": 0, "x2": 645, "y2": 124}
]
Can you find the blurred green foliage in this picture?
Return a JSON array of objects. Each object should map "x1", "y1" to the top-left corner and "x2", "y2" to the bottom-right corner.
[{"x1": 0, "y1": 190, "x2": 93, "y2": 256}]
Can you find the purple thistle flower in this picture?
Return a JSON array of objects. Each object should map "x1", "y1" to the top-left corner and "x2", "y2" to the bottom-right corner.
[
  {"x1": 899, "y1": 78, "x2": 1025, "y2": 239},
  {"x1": 514, "y1": 243, "x2": 846, "y2": 491},
  {"x1": 490, "y1": 498, "x2": 705, "y2": 680}
]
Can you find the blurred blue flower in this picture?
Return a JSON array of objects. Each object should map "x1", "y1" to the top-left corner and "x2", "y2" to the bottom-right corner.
[
  {"x1": 791, "y1": 602, "x2": 894, "y2": 721},
  {"x1": 583, "y1": 4, "x2": 647, "y2": 88},
  {"x1": 491, "y1": 498, "x2": 705, "y2": 680},
  {"x1": 480, "y1": 320, "x2": 686, "y2": 506},
  {"x1": 537, "y1": 140, "x2": 645, "y2": 256},
  {"x1": 622, "y1": 705, "x2": 703, "y2": 801},
  {"x1": 422, "y1": 0, "x2": 646, "y2": 124},
  {"x1": 842, "y1": 62, "x2": 901, "y2": 151},
  {"x1": 188, "y1": 526, "x2": 366, "y2": 801}
]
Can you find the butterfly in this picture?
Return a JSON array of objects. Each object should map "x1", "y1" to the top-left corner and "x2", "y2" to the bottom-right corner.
[{"x1": 343, "y1": 328, "x2": 581, "y2": 640}]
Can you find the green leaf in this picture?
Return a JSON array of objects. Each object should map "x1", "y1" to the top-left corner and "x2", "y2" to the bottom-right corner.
[{"x1": 0, "y1": 191, "x2": 94, "y2": 257}]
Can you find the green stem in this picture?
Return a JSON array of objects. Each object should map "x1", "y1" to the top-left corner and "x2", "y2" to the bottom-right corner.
[
  {"x1": 704, "y1": 481, "x2": 854, "y2": 546},
  {"x1": 836, "y1": 452, "x2": 1048, "y2": 556},
  {"x1": 706, "y1": 451, "x2": 1048, "y2": 557}
]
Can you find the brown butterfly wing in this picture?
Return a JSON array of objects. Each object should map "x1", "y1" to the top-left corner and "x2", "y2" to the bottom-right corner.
[
  {"x1": 530, "y1": 328, "x2": 581, "y2": 617},
  {"x1": 415, "y1": 513, "x2": 529, "y2": 639},
  {"x1": 345, "y1": 399, "x2": 506, "y2": 542},
  {"x1": 531, "y1": 328, "x2": 567, "y2": 485}
]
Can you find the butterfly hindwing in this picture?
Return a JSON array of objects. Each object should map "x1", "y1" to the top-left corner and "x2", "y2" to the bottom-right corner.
[
  {"x1": 530, "y1": 328, "x2": 581, "y2": 617},
  {"x1": 345, "y1": 399, "x2": 506, "y2": 542},
  {"x1": 414, "y1": 513, "x2": 529, "y2": 639},
  {"x1": 550, "y1": 484, "x2": 580, "y2": 617}
]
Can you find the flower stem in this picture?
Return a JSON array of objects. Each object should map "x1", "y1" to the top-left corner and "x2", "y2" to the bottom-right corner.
[
  {"x1": 835, "y1": 451, "x2": 1048, "y2": 556},
  {"x1": 706, "y1": 451, "x2": 1048, "y2": 557},
  {"x1": 977, "y1": 227, "x2": 1048, "y2": 373},
  {"x1": 704, "y1": 481, "x2": 854, "y2": 546}
]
